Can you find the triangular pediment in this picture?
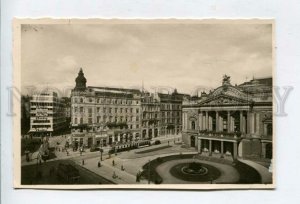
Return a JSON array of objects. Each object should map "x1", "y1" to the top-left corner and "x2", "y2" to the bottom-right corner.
[
  {"x1": 211, "y1": 85, "x2": 249, "y2": 98},
  {"x1": 199, "y1": 86, "x2": 252, "y2": 106}
]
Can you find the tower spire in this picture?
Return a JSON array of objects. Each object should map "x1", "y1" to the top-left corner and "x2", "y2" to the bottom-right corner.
[{"x1": 75, "y1": 67, "x2": 87, "y2": 91}]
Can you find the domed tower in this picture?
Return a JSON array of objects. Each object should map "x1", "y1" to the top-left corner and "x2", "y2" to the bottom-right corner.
[{"x1": 75, "y1": 68, "x2": 87, "y2": 91}]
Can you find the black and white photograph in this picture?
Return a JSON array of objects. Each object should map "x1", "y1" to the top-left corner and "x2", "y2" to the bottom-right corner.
[{"x1": 14, "y1": 19, "x2": 274, "y2": 189}]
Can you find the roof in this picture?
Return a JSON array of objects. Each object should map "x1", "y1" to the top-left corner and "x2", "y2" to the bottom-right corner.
[
  {"x1": 88, "y1": 86, "x2": 141, "y2": 94},
  {"x1": 158, "y1": 92, "x2": 190, "y2": 102}
]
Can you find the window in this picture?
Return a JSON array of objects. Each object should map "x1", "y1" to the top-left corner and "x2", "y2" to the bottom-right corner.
[
  {"x1": 80, "y1": 118, "x2": 83, "y2": 124},
  {"x1": 80, "y1": 98, "x2": 83, "y2": 103},
  {"x1": 136, "y1": 108, "x2": 139, "y2": 114},
  {"x1": 97, "y1": 107, "x2": 100, "y2": 113},
  {"x1": 88, "y1": 118, "x2": 92, "y2": 124},
  {"x1": 89, "y1": 98, "x2": 92, "y2": 103},
  {"x1": 191, "y1": 121, "x2": 196, "y2": 130},
  {"x1": 74, "y1": 118, "x2": 78, "y2": 124},
  {"x1": 80, "y1": 107, "x2": 83, "y2": 113}
]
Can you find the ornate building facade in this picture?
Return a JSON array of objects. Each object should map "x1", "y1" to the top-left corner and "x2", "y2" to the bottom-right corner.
[
  {"x1": 70, "y1": 68, "x2": 190, "y2": 148},
  {"x1": 182, "y1": 75, "x2": 273, "y2": 160},
  {"x1": 141, "y1": 92, "x2": 161, "y2": 139},
  {"x1": 159, "y1": 91, "x2": 187, "y2": 136},
  {"x1": 71, "y1": 68, "x2": 142, "y2": 148}
]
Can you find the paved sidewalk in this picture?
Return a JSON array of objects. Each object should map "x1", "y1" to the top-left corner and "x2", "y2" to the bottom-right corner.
[{"x1": 73, "y1": 156, "x2": 148, "y2": 184}]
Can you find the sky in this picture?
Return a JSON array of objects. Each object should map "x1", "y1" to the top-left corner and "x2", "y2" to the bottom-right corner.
[{"x1": 21, "y1": 21, "x2": 273, "y2": 96}]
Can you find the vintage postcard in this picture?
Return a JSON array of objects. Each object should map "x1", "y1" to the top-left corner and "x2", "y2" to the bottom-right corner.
[{"x1": 13, "y1": 19, "x2": 275, "y2": 189}]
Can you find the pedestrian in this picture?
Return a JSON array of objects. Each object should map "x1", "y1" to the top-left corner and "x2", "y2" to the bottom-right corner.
[
  {"x1": 121, "y1": 165, "x2": 125, "y2": 171},
  {"x1": 82, "y1": 159, "x2": 85, "y2": 165},
  {"x1": 112, "y1": 171, "x2": 117, "y2": 179},
  {"x1": 136, "y1": 172, "x2": 140, "y2": 182},
  {"x1": 112, "y1": 160, "x2": 115, "y2": 166},
  {"x1": 98, "y1": 161, "x2": 101, "y2": 168}
]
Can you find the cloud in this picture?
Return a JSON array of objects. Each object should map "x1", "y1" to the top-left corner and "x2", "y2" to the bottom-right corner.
[{"x1": 21, "y1": 22, "x2": 272, "y2": 96}]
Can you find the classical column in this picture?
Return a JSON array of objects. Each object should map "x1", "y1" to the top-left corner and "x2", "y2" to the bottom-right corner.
[
  {"x1": 264, "y1": 123, "x2": 268, "y2": 136},
  {"x1": 261, "y1": 142, "x2": 267, "y2": 158},
  {"x1": 182, "y1": 112, "x2": 185, "y2": 130},
  {"x1": 209, "y1": 140, "x2": 212, "y2": 156},
  {"x1": 227, "y1": 111, "x2": 231, "y2": 132},
  {"x1": 198, "y1": 138, "x2": 202, "y2": 153},
  {"x1": 239, "y1": 111, "x2": 244, "y2": 133},
  {"x1": 199, "y1": 112, "x2": 203, "y2": 131},
  {"x1": 231, "y1": 116, "x2": 235, "y2": 132},
  {"x1": 219, "y1": 115, "x2": 223, "y2": 132},
  {"x1": 209, "y1": 114, "x2": 213, "y2": 131},
  {"x1": 205, "y1": 111, "x2": 209, "y2": 131},
  {"x1": 117, "y1": 134, "x2": 121, "y2": 142},
  {"x1": 247, "y1": 111, "x2": 251, "y2": 134},
  {"x1": 221, "y1": 141, "x2": 224, "y2": 158},
  {"x1": 216, "y1": 111, "x2": 219, "y2": 132},
  {"x1": 251, "y1": 113, "x2": 255, "y2": 134},
  {"x1": 233, "y1": 142, "x2": 238, "y2": 160},
  {"x1": 255, "y1": 113, "x2": 261, "y2": 135}
]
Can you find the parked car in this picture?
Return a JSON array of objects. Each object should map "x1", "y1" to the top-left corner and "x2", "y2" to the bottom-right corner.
[
  {"x1": 90, "y1": 145, "x2": 101, "y2": 152},
  {"x1": 154, "y1": 140, "x2": 161, "y2": 145}
]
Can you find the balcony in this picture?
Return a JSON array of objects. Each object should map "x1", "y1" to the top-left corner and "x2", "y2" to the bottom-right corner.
[{"x1": 198, "y1": 130, "x2": 243, "y2": 140}]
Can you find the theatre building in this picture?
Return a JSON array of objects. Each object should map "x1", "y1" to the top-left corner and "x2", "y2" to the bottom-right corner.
[{"x1": 182, "y1": 75, "x2": 273, "y2": 160}]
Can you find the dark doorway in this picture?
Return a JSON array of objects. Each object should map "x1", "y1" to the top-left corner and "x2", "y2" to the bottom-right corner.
[
  {"x1": 266, "y1": 143, "x2": 272, "y2": 159},
  {"x1": 149, "y1": 129, "x2": 153, "y2": 139},
  {"x1": 191, "y1": 136, "x2": 195, "y2": 147},
  {"x1": 87, "y1": 138, "x2": 93, "y2": 148},
  {"x1": 154, "y1": 129, "x2": 158, "y2": 137}
]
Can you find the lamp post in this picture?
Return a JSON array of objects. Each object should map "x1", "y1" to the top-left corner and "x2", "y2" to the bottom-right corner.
[{"x1": 99, "y1": 148, "x2": 103, "y2": 161}]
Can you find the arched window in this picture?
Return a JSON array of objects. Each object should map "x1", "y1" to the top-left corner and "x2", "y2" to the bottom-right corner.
[{"x1": 191, "y1": 121, "x2": 196, "y2": 130}]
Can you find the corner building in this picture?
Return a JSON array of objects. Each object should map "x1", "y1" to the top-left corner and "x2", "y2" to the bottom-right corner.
[
  {"x1": 71, "y1": 68, "x2": 142, "y2": 148},
  {"x1": 182, "y1": 75, "x2": 273, "y2": 160},
  {"x1": 29, "y1": 91, "x2": 67, "y2": 136}
]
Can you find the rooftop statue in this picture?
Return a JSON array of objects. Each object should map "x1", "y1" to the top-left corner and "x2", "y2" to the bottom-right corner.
[{"x1": 222, "y1": 74, "x2": 231, "y2": 86}]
